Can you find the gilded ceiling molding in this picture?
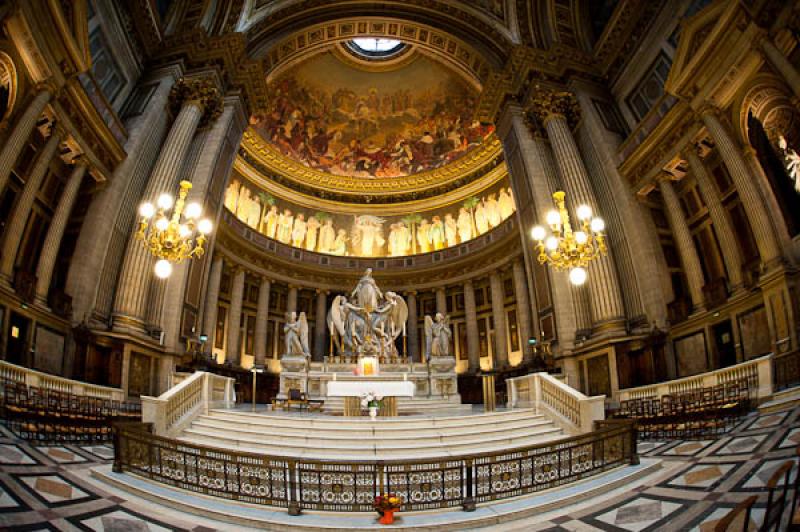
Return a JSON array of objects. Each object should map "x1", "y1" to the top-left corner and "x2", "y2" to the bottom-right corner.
[
  {"x1": 260, "y1": 17, "x2": 490, "y2": 87},
  {"x1": 239, "y1": 129, "x2": 503, "y2": 197},
  {"x1": 233, "y1": 156, "x2": 510, "y2": 215},
  {"x1": 593, "y1": 0, "x2": 664, "y2": 82}
]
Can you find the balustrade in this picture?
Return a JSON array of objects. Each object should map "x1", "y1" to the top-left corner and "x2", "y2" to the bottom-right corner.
[{"x1": 0, "y1": 360, "x2": 124, "y2": 401}]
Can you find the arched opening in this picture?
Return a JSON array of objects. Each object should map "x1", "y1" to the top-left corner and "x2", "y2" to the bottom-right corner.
[{"x1": 0, "y1": 51, "x2": 17, "y2": 124}]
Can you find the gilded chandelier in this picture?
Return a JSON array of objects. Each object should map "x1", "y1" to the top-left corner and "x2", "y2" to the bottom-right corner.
[
  {"x1": 530, "y1": 191, "x2": 606, "y2": 286},
  {"x1": 136, "y1": 181, "x2": 213, "y2": 278}
]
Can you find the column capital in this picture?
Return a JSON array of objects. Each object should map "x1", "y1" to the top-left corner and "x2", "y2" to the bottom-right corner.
[
  {"x1": 168, "y1": 77, "x2": 224, "y2": 130},
  {"x1": 697, "y1": 102, "x2": 722, "y2": 120},
  {"x1": 526, "y1": 87, "x2": 581, "y2": 132},
  {"x1": 260, "y1": 275, "x2": 272, "y2": 284},
  {"x1": 404, "y1": 290, "x2": 417, "y2": 297}
]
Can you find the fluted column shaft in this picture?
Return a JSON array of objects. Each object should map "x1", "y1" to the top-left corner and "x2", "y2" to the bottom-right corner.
[
  {"x1": 313, "y1": 290, "x2": 327, "y2": 361},
  {"x1": 34, "y1": 161, "x2": 87, "y2": 303},
  {"x1": 701, "y1": 110, "x2": 782, "y2": 266},
  {"x1": 226, "y1": 268, "x2": 245, "y2": 364},
  {"x1": 660, "y1": 179, "x2": 706, "y2": 310},
  {"x1": 112, "y1": 101, "x2": 203, "y2": 331},
  {"x1": 543, "y1": 113, "x2": 625, "y2": 325},
  {"x1": 760, "y1": 39, "x2": 800, "y2": 99},
  {"x1": 0, "y1": 89, "x2": 51, "y2": 195},
  {"x1": 286, "y1": 285, "x2": 298, "y2": 315},
  {"x1": 463, "y1": 280, "x2": 480, "y2": 371},
  {"x1": 512, "y1": 260, "x2": 534, "y2": 362},
  {"x1": 406, "y1": 292, "x2": 419, "y2": 362},
  {"x1": 0, "y1": 131, "x2": 61, "y2": 283},
  {"x1": 489, "y1": 272, "x2": 508, "y2": 367},
  {"x1": 254, "y1": 277, "x2": 271, "y2": 367},
  {"x1": 435, "y1": 288, "x2": 447, "y2": 316},
  {"x1": 685, "y1": 147, "x2": 744, "y2": 289},
  {"x1": 202, "y1": 254, "x2": 224, "y2": 351}
]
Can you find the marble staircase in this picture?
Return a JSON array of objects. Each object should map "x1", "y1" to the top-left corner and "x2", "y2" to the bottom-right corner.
[
  {"x1": 178, "y1": 407, "x2": 564, "y2": 460},
  {"x1": 319, "y1": 394, "x2": 471, "y2": 415}
]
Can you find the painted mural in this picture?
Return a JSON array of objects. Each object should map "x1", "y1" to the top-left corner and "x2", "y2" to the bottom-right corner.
[
  {"x1": 224, "y1": 178, "x2": 516, "y2": 258},
  {"x1": 250, "y1": 51, "x2": 494, "y2": 179}
]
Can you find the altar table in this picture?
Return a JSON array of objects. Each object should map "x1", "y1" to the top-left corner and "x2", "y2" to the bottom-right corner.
[{"x1": 327, "y1": 380, "x2": 415, "y2": 416}]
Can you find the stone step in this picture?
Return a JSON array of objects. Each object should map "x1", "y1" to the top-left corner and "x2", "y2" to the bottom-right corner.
[
  {"x1": 178, "y1": 428, "x2": 564, "y2": 460},
  {"x1": 759, "y1": 384, "x2": 800, "y2": 414},
  {"x1": 185, "y1": 417, "x2": 555, "y2": 445}
]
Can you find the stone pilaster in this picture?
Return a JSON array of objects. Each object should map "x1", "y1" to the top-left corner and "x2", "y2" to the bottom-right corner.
[
  {"x1": 684, "y1": 145, "x2": 744, "y2": 290},
  {"x1": 463, "y1": 279, "x2": 480, "y2": 372},
  {"x1": 112, "y1": 86, "x2": 207, "y2": 334},
  {"x1": 435, "y1": 287, "x2": 447, "y2": 316},
  {"x1": 66, "y1": 73, "x2": 176, "y2": 324},
  {"x1": 512, "y1": 260, "x2": 534, "y2": 362},
  {"x1": 659, "y1": 177, "x2": 706, "y2": 311},
  {"x1": 254, "y1": 277, "x2": 271, "y2": 367},
  {"x1": 406, "y1": 291, "x2": 419, "y2": 361},
  {"x1": 530, "y1": 89, "x2": 626, "y2": 330},
  {"x1": 313, "y1": 289, "x2": 327, "y2": 361},
  {"x1": 202, "y1": 254, "x2": 224, "y2": 351},
  {"x1": 701, "y1": 107, "x2": 782, "y2": 268},
  {"x1": 0, "y1": 88, "x2": 51, "y2": 195},
  {"x1": 489, "y1": 271, "x2": 508, "y2": 368},
  {"x1": 226, "y1": 267, "x2": 245, "y2": 364},
  {"x1": 34, "y1": 159, "x2": 88, "y2": 304},
  {"x1": 0, "y1": 129, "x2": 61, "y2": 284},
  {"x1": 759, "y1": 37, "x2": 800, "y2": 99},
  {"x1": 496, "y1": 103, "x2": 577, "y2": 350},
  {"x1": 286, "y1": 285, "x2": 298, "y2": 315}
]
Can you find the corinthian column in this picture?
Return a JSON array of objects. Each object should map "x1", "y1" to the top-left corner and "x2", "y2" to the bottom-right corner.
[
  {"x1": 313, "y1": 289, "x2": 327, "y2": 361},
  {"x1": 254, "y1": 277, "x2": 271, "y2": 367},
  {"x1": 202, "y1": 254, "x2": 224, "y2": 351},
  {"x1": 529, "y1": 89, "x2": 625, "y2": 330},
  {"x1": 112, "y1": 78, "x2": 220, "y2": 333},
  {"x1": 700, "y1": 106, "x2": 782, "y2": 268},
  {"x1": 512, "y1": 260, "x2": 534, "y2": 362},
  {"x1": 34, "y1": 159, "x2": 88, "y2": 304},
  {"x1": 489, "y1": 271, "x2": 508, "y2": 368},
  {"x1": 0, "y1": 128, "x2": 61, "y2": 284},
  {"x1": 286, "y1": 285, "x2": 298, "y2": 314},
  {"x1": 406, "y1": 291, "x2": 419, "y2": 361},
  {"x1": 659, "y1": 177, "x2": 706, "y2": 311},
  {"x1": 226, "y1": 267, "x2": 245, "y2": 364},
  {"x1": 435, "y1": 287, "x2": 447, "y2": 316},
  {"x1": 0, "y1": 88, "x2": 51, "y2": 195},
  {"x1": 684, "y1": 145, "x2": 743, "y2": 291},
  {"x1": 463, "y1": 279, "x2": 480, "y2": 372},
  {"x1": 759, "y1": 37, "x2": 800, "y2": 99}
]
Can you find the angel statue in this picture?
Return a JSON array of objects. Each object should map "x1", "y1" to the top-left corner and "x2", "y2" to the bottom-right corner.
[
  {"x1": 779, "y1": 135, "x2": 800, "y2": 193},
  {"x1": 424, "y1": 313, "x2": 452, "y2": 359},
  {"x1": 284, "y1": 311, "x2": 310, "y2": 357}
]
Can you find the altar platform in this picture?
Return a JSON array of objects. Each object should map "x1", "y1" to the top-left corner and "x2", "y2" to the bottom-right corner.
[{"x1": 177, "y1": 405, "x2": 565, "y2": 460}]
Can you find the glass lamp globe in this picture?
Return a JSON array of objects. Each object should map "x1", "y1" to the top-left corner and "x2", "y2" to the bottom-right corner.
[
  {"x1": 590, "y1": 217, "x2": 606, "y2": 233},
  {"x1": 574, "y1": 231, "x2": 588, "y2": 245},
  {"x1": 155, "y1": 217, "x2": 169, "y2": 231},
  {"x1": 531, "y1": 226, "x2": 546, "y2": 241},
  {"x1": 545, "y1": 236, "x2": 559, "y2": 251},
  {"x1": 157, "y1": 193, "x2": 174, "y2": 210},
  {"x1": 184, "y1": 202, "x2": 202, "y2": 220},
  {"x1": 576, "y1": 205, "x2": 592, "y2": 221},
  {"x1": 154, "y1": 259, "x2": 173, "y2": 279},
  {"x1": 178, "y1": 224, "x2": 191, "y2": 238},
  {"x1": 198, "y1": 219, "x2": 213, "y2": 234},
  {"x1": 546, "y1": 210, "x2": 561, "y2": 226},
  {"x1": 569, "y1": 266, "x2": 587, "y2": 285},
  {"x1": 139, "y1": 203, "x2": 155, "y2": 219}
]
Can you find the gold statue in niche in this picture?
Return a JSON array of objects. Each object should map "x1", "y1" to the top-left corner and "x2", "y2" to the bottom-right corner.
[{"x1": 224, "y1": 179, "x2": 516, "y2": 257}]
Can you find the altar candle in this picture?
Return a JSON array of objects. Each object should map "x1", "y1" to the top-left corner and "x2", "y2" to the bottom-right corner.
[
  {"x1": 403, "y1": 373, "x2": 407, "y2": 381},
  {"x1": 333, "y1": 373, "x2": 337, "y2": 381}
]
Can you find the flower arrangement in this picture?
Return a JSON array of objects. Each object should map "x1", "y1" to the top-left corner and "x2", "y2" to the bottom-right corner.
[
  {"x1": 374, "y1": 493, "x2": 403, "y2": 524},
  {"x1": 360, "y1": 391, "x2": 383, "y2": 408}
]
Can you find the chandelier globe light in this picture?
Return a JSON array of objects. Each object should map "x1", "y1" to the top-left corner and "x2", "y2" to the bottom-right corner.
[
  {"x1": 530, "y1": 191, "x2": 607, "y2": 285},
  {"x1": 136, "y1": 180, "x2": 213, "y2": 278}
]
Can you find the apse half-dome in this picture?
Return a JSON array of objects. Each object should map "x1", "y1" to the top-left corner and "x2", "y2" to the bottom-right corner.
[{"x1": 243, "y1": 41, "x2": 498, "y2": 197}]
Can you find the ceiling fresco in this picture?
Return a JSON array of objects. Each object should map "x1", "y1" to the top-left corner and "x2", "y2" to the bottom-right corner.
[{"x1": 249, "y1": 49, "x2": 494, "y2": 179}]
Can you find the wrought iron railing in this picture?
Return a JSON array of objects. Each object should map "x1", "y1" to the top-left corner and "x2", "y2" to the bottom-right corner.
[
  {"x1": 113, "y1": 419, "x2": 637, "y2": 514},
  {"x1": 773, "y1": 349, "x2": 800, "y2": 392}
]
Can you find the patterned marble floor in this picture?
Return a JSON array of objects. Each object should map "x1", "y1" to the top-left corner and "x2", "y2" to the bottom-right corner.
[{"x1": 0, "y1": 404, "x2": 798, "y2": 531}]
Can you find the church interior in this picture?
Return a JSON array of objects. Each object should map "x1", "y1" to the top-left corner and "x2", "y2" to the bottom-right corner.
[{"x1": 1, "y1": 0, "x2": 800, "y2": 530}]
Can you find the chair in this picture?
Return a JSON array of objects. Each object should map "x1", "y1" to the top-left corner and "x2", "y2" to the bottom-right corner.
[
  {"x1": 788, "y1": 447, "x2": 800, "y2": 531},
  {"x1": 714, "y1": 495, "x2": 757, "y2": 531},
  {"x1": 287, "y1": 388, "x2": 308, "y2": 411},
  {"x1": 762, "y1": 460, "x2": 794, "y2": 531}
]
